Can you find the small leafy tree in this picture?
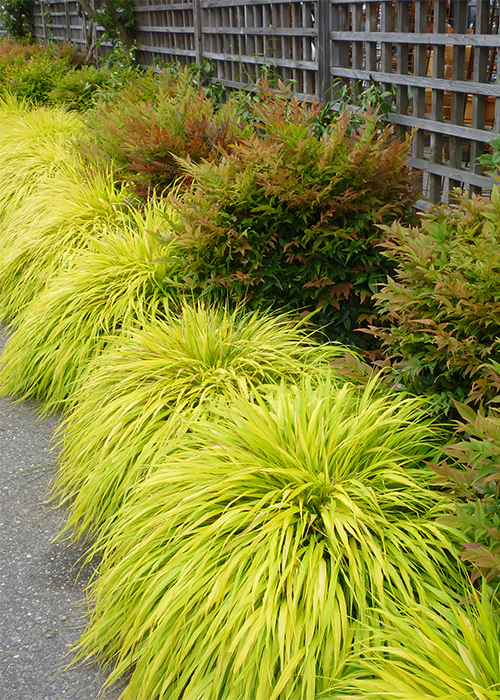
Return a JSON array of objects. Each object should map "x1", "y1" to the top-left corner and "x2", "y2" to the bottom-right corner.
[
  {"x1": 0, "y1": 0, "x2": 34, "y2": 39},
  {"x1": 76, "y1": 0, "x2": 137, "y2": 52}
]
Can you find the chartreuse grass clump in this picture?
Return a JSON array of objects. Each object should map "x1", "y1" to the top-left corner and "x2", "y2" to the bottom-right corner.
[
  {"x1": 0, "y1": 199, "x2": 183, "y2": 411},
  {"x1": 0, "y1": 161, "x2": 131, "y2": 324},
  {"x1": 77, "y1": 377, "x2": 466, "y2": 700},
  {"x1": 328, "y1": 587, "x2": 500, "y2": 699},
  {"x1": 0, "y1": 96, "x2": 85, "y2": 221},
  {"x1": 53, "y1": 303, "x2": 347, "y2": 542}
]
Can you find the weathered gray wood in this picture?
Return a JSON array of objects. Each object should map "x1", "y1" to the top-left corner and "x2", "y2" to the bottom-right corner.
[
  {"x1": 412, "y1": 1, "x2": 427, "y2": 174},
  {"x1": 329, "y1": 67, "x2": 500, "y2": 97},
  {"x1": 409, "y1": 157, "x2": 497, "y2": 190},
  {"x1": 203, "y1": 50, "x2": 316, "y2": 70},
  {"x1": 395, "y1": 1, "x2": 409, "y2": 141},
  {"x1": 135, "y1": 3, "x2": 193, "y2": 13},
  {"x1": 449, "y1": 0, "x2": 468, "y2": 192},
  {"x1": 201, "y1": 0, "x2": 303, "y2": 7},
  {"x1": 137, "y1": 43, "x2": 196, "y2": 56},
  {"x1": 386, "y1": 112, "x2": 499, "y2": 144},
  {"x1": 366, "y1": 3, "x2": 378, "y2": 72},
  {"x1": 330, "y1": 0, "x2": 349, "y2": 93},
  {"x1": 140, "y1": 25, "x2": 194, "y2": 32},
  {"x1": 379, "y1": 2, "x2": 393, "y2": 95},
  {"x1": 470, "y1": 0, "x2": 491, "y2": 190},
  {"x1": 202, "y1": 26, "x2": 315, "y2": 36},
  {"x1": 193, "y1": 0, "x2": 202, "y2": 63},
  {"x1": 317, "y1": 0, "x2": 332, "y2": 102},
  {"x1": 428, "y1": 0, "x2": 446, "y2": 203},
  {"x1": 330, "y1": 31, "x2": 500, "y2": 48},
  {"x1": 351, "y1": 3, "x2": 363, "y2": 75}
]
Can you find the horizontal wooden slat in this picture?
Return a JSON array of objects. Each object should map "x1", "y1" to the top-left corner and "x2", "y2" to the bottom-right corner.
[
  {"x1": 203, "y1": 27, "x2": 316, "y2": 37},
  {"x1": 201, "y1": 0, "x2": 304, "y2": 7},
  {"x1": 204, "y1": 51, "x2": 316, "y2": 71},
  {"x1": 330, "y1": 67, "x2": 500, "y2": 96},
  {"x1": 134, "y1": 3, "x2": 194, "y2": 12},
  {"x1": 331, "y1": 31, "x2": 500, "y2": 48},
  {"x1": 386, "y1": 112, "x2": 497, "y2": 143},
  {"x1": 408, "y1": 157, "x2": 497, "y2": 189},
  {"x1": 136, "y1": 43, "x2": 196, "y2": 56},
  {"x1": 138, "y1": 25, "x2": 194, "y2": 33}
]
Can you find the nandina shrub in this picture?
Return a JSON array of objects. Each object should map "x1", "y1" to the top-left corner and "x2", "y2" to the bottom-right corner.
[
  {"x1": 431, "y1": 401, "x2": 500, "y2": 587},
  {"x1": 84, "y1": 75, "x2": 245, "y2": 197},
  {"x1": 172, "y1": 94, "x2": 417, "y2": 347},
  {"x1": 47, "y1": 65, "x2": 115, "y2": 111},
  {"x1": 369, "y1": 187, "x2": 500, "y2": 411}
]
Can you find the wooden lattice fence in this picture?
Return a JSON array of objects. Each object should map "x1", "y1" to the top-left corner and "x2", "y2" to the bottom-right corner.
[{"x1": 31, "y1": 0, "x2": 500, "y2": 205}]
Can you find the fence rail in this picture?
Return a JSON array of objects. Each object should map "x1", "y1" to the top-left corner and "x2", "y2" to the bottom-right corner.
[{"x1": 31, "y1": 0, "x2": 500, "y2": 205}]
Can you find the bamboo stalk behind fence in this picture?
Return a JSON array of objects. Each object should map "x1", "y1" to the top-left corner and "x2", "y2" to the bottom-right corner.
[{"x1": 31, "y1": 0, "x2": 500, "y2": 204}]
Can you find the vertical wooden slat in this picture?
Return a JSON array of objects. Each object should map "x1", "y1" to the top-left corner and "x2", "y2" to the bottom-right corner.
[
  {"x1": 193, "y1": 0, "x2": 202, "y2": 65},
  {"x1": 412, "y1": 0, "x2": 427, "y2": 196},
  {"x1": 366, "y1": 2, "x2": 378, "y2": 72},
  {"x1": 470, "y1": 0, "x2": 490, "y2": 190},
  {"x1": 429, "y1": 0, "x2": 447, "y2": 203},
  {"x1": 330, "y1": 1, "x2": 349, "y2": 97},
  {"x1": 379, "y1": 1, "x2": 393, "y2": 95},
  {"x1": 395, "y1": 1, "x2": 410, "y2": 140},
  {"x1": 449, "y1": 0, "x2": 468, "y2": 192},
  {"x1": 66, "y1": 0, "x2": 71, "y2": 41},
  {"x1": 352, "y1": 3, "x2": 364, "y2": 77},
  {"x1": 317, "y1": 0, "x2": 332, "y2": 102}
]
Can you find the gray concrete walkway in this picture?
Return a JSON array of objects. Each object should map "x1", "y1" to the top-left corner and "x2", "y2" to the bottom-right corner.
[{"x1": 0, "y1": 331, "x2": 123, "y2": 700}]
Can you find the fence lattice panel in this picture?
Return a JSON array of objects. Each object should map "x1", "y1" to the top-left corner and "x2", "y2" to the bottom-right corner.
[{"x1": 30, "y1": 0, "x2": 500, "y2": 204}]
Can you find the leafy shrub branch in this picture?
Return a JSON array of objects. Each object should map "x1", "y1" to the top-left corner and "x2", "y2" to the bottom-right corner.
[{"x1": 77, "y1": 0, "x2": 137, "y2": 50}]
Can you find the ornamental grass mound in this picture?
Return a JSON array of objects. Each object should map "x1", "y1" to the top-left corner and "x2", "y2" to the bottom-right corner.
[
  {"x1": 77, "y1": 377, "x2": 466, "y2": 700},
  {"x1": 0, "y1": 199, "x2": 184, "y2": 411},
  {"x1": 53, "y1": 302, "x2": 347, "y2": 542},
  {"x1": 0, "y1": 96, "x2": 84, "y2": 221},
  {"x1": 329, "y1": 587, "x2": 500, "y2": 699},
  {"x1": 0, "y1": 162, "x2": 131, "y2": 324}
]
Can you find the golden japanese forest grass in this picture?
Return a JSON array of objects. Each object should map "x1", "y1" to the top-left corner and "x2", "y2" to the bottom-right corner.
[
  {"x1": 53, "y1": 302, "x2": 349, "y2": 544},
  {"x1": 0, "y1": 96, "x2": 85, "y2": 222},
  {"x1": 328, "y1": 586, "x2": 500, "y2": 699},
  {"x1": 0, "y1": 162, "x2": 131, "y2": 325},
  {"x1": 0, "y1": 198, "x2": 185, "y2": 411},
  {"x1": 76, "y1": 377, "x2": 466, "y2": 700}
]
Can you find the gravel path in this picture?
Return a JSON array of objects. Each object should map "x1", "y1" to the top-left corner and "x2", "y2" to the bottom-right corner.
[{"x1": 0, "y1": 331, "x2": 124, "y2": 700}]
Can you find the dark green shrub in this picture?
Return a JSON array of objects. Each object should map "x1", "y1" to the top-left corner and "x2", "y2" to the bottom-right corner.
[
  {"x1": 171, "y1": 91, "x2": 416, "y2": 346},
  {"x1": 0, "y1": 38, "x2": 87, "y2": 105},
  {"x1": 48, "y1": 64, "x2": 115, "y2": 111},
  {"x1": 0, "y1": 0, "x2": 33, "y2": 39},
  {"x1": 370, "y1": 188, "x2": 500, "y2": 411},
  {"x1": 0, "y1": 37, "x2": 143, "y2": 109}
]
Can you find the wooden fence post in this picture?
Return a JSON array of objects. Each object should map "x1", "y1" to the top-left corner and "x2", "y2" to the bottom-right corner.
[
  {"x1": 65, "y1": 1, "x2": 71, "y2": 43},
  {"x1": 317, "y1": 0, "x2": 331, "y2": 103},
  {"x1": 193, "y1": 0, "x2": 203, "y2": 66}
]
